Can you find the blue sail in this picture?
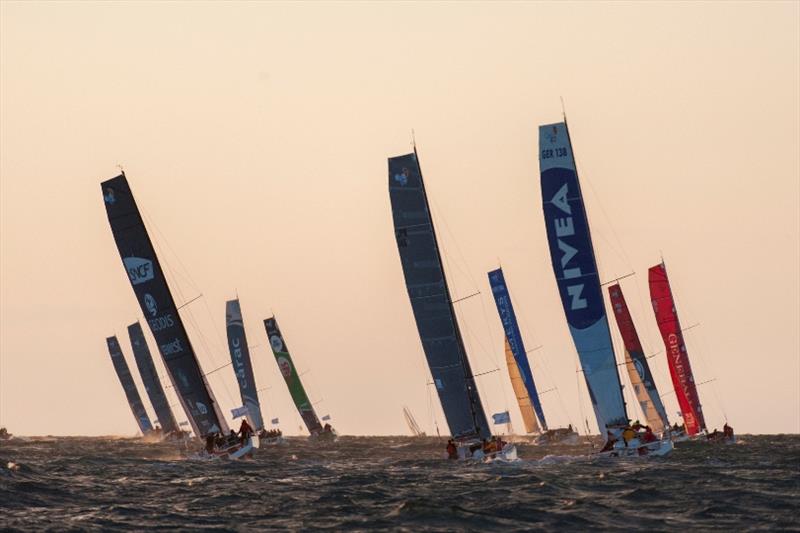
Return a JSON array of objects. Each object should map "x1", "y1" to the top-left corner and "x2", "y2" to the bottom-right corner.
[
  {"x1": 388, "y1": 151, "x2": 490, "y2": 440},
  {"x1": 106, "y1": 336, "x2": 154, "y2": 435},
  {"x1": 487, "y1": 268, "x2": 548, "y2": 431},
  {"x1": 539, "y1": 122, "x2": 627, "y2": 435},
  {"x1": 226, "y1": 299, "x2": 265, "y2": 431},
  {"x1": 127, "y1": 321, "x2": 179, "y2": 434}
]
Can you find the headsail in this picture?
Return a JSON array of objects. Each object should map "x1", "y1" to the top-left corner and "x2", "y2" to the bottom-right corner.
[
  {"x1": 106, "y1": 336, "x2": 153, "y2": 435},
  {"x1": 648, "y1": 262, "x2": 706, "y2": 435},
  {"x1": 539, "y1": 122, "x2": 627, "y2": 435},
  {"x1": 503, "y1": 339, "x2": 540, "y2": 434},
  {"x1": 226, "y1": 299, "x2": 265, "y2": 431},
  {"x1": 263, "y1": 316, "x2": 323, "y2": 435},
  {"x1": 101, "y1": 173, "x2": 228, "y2": 438},
  {"x1": 388, "y1": 151, "x2": 490, "y2": 440},
  {"x1": 488, "y1": 268, "x2": 547, "y2": 432},
  {"x1": 608, "y1": 283, "x2": 669, "y2": 433},
  {"x1": 127, "y1": 321, "x2": 179, "y2": 434}
]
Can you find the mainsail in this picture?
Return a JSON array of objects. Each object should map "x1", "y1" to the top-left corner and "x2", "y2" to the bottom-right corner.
[
  {"x1": 127, "y1": 321, "x2": 179, "y2": 434},
  {"x1": 503, "y1": 339, "x2": 540, "y2": 434},
  {"x1": 608, "y1": 283, "x2": 669, "y2": 433},
  {"x1": 648, "y1": 262, "x2": 706, "y2": 435},
  {"x1": 263, "y1": 316, "x2": 323, "y2": 435},
  {"x1": 101, "y1": 173, "x2": 228, "y2": 438},
  {"x1": 539, "y1": 122, "x2": 628, "y2": 436},
  {"x1": 488, "y1": 267, "x2": 547, "y2": 432},
  {"x1": 106, "y1": 335, "x2": 153, "y2": 435},
  {"x1": 402, "y1": 406, "x2": 425, "y2": 437},
  {"x1": 388, "y1": 151, "x2": 490, "y2": 440},
  {"x1": 226, "y1": 299, "x2": 264, "y2": 431}
]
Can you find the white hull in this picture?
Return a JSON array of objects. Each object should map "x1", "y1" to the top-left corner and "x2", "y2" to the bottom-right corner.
[
  {"x1": 596, "y1": 437, "x2": 673, "y2": 458},
  {"x1": 193, "y1": 435, "x2": 258, "y2": 461},
  {"x1": 259, "y1": 436, "x2": 287, "y2": 447},
  {"x1": 457, "y1": 443, "x2": 518, "y2": 462}
]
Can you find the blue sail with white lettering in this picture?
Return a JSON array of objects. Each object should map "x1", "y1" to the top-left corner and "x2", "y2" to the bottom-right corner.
[
  {"x1": 225, "y1": 299, "x2": 264, "y2": 431},
  {"x1": 106, "y1": 335, "x2": 154, "y2": 435},
  {"x1": 539, "y1": 122, "x2": 627, "y2": 435},
  {"x1": 102, "y1": 173, "x2": 229, "y2": 438},
  {"x1": 388, "y1": 151, "x2": 491, "y2": 440},
  {"x1": 487, "y1": 268, "x2": 548, "y2": 431}
]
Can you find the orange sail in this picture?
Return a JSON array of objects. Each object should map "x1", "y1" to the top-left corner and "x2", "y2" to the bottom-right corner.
[{"x1": 504, "y1": 338, "x2": 540, "y2": 434}]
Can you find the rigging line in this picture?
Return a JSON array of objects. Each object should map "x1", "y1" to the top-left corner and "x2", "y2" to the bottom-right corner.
[
  {"x1": 659, "y1": 378, "x2": 717, "y2": 398},
  {"x1": 204, "y1": 361, "x2": 233, "y2": 376},
  {"x1": 177, "y1": 294, "x2": 203, "y2": 310},
  {"x1": 451, "y1": 291, "x2": 480, "y2": 304},
  {"x1": 600, "y1": 272, "x2": 636, "y2": 287}
]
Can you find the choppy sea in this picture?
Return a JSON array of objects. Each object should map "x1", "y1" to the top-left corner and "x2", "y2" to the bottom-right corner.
[{"x1": 1, "y1": 435, "x2": 798, "y2": 531}]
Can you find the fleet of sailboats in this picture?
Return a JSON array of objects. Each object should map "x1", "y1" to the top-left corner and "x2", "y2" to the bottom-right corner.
[{"x1": 97, "y1": 116, "x2": 732, "y2": 460}]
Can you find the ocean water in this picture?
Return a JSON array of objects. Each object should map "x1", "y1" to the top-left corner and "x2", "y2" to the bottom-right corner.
[{"x1": 1, "y1": 435, "x2": 797, "y2": 531}]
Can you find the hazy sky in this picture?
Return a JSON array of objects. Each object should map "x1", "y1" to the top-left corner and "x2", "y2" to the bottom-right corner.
[{"x1": 1, "y1": 1, "x2": 798, "y2": 436}]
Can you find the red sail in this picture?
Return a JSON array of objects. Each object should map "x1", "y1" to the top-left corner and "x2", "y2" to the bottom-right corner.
[{"x1": 648, "y1": 263, "x2": 706, "y2": 435}]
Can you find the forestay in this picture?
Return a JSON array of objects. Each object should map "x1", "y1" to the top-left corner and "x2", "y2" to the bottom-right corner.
[
  {"x1": 106, "y1": 335, "x2": 153, "y2": 435},
  {"x1": 127, "y1": 321, "x2": 179, "y2": 434},
  {"x1": 226, "y1": 299, "x2": 264, "y2": 431},
  {"x1": 539, "y1": 122, "x2": 628, "y2": 435},
  {"x1": 101, "y1": 173, "x2": 228, "y2": 438},
  {"x1": 388, "y1": 151, "x2": 490, "y2": 440}
]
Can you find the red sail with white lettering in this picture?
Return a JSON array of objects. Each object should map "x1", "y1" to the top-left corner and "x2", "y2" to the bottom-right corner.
[{"x1": 648, "y1": 262, "x2": 706, "y2": 435}]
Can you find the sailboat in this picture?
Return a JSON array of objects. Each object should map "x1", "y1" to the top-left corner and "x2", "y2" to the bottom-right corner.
[
  {"x1": 402, "y1": 406, "x2": 426, "y2": 437},
  {"x1": 388, "y1": 149, "x2": 516, "y2": 461},
  {"x1": 263, "y1": 316, "x2": 336, "y2": 442},
  {"x1": 487, "y1": 267, "x2": 579, "y2": 445},
  {"x1": 225, "y1": 299, "x2": 278, "y2": 445},
  {"x1": 538, "y1": 121, "x2": 671, "y2": 457},
  {"x1": 648, "y1": 261, "x2": 714, "y2": 441},
  {"x1": 127, "y1": 321, "x2": 184, "y2": 440},
  {"x1": 607, "y1": 283, "x2": 670, "y2": 436},
  {"x1": 105, "y1": 335, "x2": 154, "y2": 436},
  {"x1": 101, "y1": 172, "x2": 257, "y2": 459}
]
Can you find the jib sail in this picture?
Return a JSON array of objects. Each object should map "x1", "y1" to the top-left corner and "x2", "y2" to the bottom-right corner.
[
  {"x1": 608, "y1": 283, "x2": 669, "y2": 433},
  {"x1": 106, "y1": 335, "x2": 153, "y2": 435},
  {"x1": 127, "y1": 321, "x2": 179, "y2": 434},
  {"x1": 388, "y1": 151, "x2": 490, "y2": 440},
  {"x1": 101, "y1": 173, "x2": 228, "y2": 438},
  {"x1": 648, "y1": 262, "x2": 706, "y2": 435},
  {"x1": 539, "y1": 122, "x2": 628, "y2": 435},
  {"x1": 264, "y1": 316, "x2": 323, "y2": 435},
  {"x1": 226, "y1": 299, "x2": 264, "y2": 431},
  {"x1": 488, "y1": 267, "x2": 547, "y2": 432}
]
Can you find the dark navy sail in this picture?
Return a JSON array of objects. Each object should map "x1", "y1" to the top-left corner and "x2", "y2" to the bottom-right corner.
[
  {"x1": 539, "y1": 123, "x2": 627, "y2": 435},
  {"x1": 487, "y1": 268, "x2": 548, "y2": 431},
  {"x1": 388, "y1": 151, "x2": 490, "y2": 440},
  {"x1": 127, "y1": 321, "x2": 179, "y2": 434},
  {"x1": 106, "y1": 335, "x2": 153, "y2": 435},
  {"x1": 226, "y1": 299, "x2": 264, "y2": 431},
  {"x1": 101, "y1": 173, "x2": 228, "y2": 438}
]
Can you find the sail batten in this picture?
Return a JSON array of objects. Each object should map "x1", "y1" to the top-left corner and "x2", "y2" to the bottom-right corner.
[
  {"x1": 488, "y1": 268, "x2": 547, "y2": 432},
  {"x1": 106, "y1": 336, "x2": 153, "y2": 435},
  {"x1": 539, "y1": 122, "x2": 628, "y2": 436},
  {"x1": 264, "y1": 317, "x2": 323, "y2": 435},
  {"x1": 226, "y1": 299, "x2": 264, "y2": 431},
  {"x1": 648, "y1": 262, "x2": 706, "y2": 435},
  {"x1": 101, "y1": 174, "x2": 228, "y2": 438},
  {"x1": 608, "y1": 284, "x2": 669, "y2": 433},
  {"x1": 127, "y1": 322, "x2": 179, "y2": 434},
  {"x1": 388, "y1": 151, "x2": 490, "y2": 440}
]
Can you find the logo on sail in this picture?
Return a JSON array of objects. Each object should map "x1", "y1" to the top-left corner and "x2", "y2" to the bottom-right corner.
[
  {"x1": 103, "y1": 187, "x2": 116, "y2": 204},
  {"x1": 277, "y1": 356, "x2": 292, "y2": 378},
  {"x1": 160, "y1": 338, "x2": 183, "y2": 356},
  {"x1": 144, "y1": 293, "x2": 157, "y2": 317},
  {"x1": 270, "y1": 335, "x2": 284, "y2": 353},
  {"x1": 123, "y1": 257, "x2": 154, "y2": 285},
  {"x1": 394, "y1": 168, "x2": 409, "y2": 186},
  {"x1": 550, "y1": 183, "x2": 587, "y2": 311},
  {"x1": 195, "y1": 402, "x2": 208, "y2": 415}
]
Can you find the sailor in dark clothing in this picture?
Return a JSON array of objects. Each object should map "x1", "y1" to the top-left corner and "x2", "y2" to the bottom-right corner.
[
  {"x1": 446, "y1": 439, "x2": 457, "y2": 460},
  {"x1": 238, "y1": 418, "x2": 254, "y2": 443}
]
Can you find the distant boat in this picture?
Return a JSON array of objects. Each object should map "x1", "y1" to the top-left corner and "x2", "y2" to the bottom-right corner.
[
  {"x1": 263, "y1": 316, "x2": 336, "y2": 441},
  {"x1": 402, "y1": 406, "x2": 426, "y2": 437},
  {"x1": 388, "y1": 148, "x2": 515, "y2": 461},
  {"x1": 0, "y1": 427, "x2": 11, "y2": 440},
  {"x1": 608, "y1": 283, "x2": 670, "y2": 435},
  {"x1": 101, "y1": 173, "x2": 256, "y2": 459},
  {"x1": 127, "y1": 321, "x2": 182, "y2": 439},
  {"x1": 487, "y1": 268, "x2": 579, "y2": 445},
  {"x1": 648, "y1": 261, "x2": 707, "y2": 437},
  {"x1": 538, "y1": 121, "x2": 671, "y2": 457},
  {"x1": 105, "y1": 335, "x2": 154, "y2": 436},
  {"x1": 226, "y1": 299, "x2": 266, "y2": 433}
]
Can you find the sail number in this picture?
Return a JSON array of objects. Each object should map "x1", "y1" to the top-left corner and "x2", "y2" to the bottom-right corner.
[{"x1": 541, "y1": 147, "x2": 568, "y2": 159}]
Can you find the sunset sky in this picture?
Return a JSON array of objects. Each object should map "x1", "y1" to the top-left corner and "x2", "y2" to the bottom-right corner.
[{"x1": 1, "y1": 1, "x2": 798, "y2": 436}]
